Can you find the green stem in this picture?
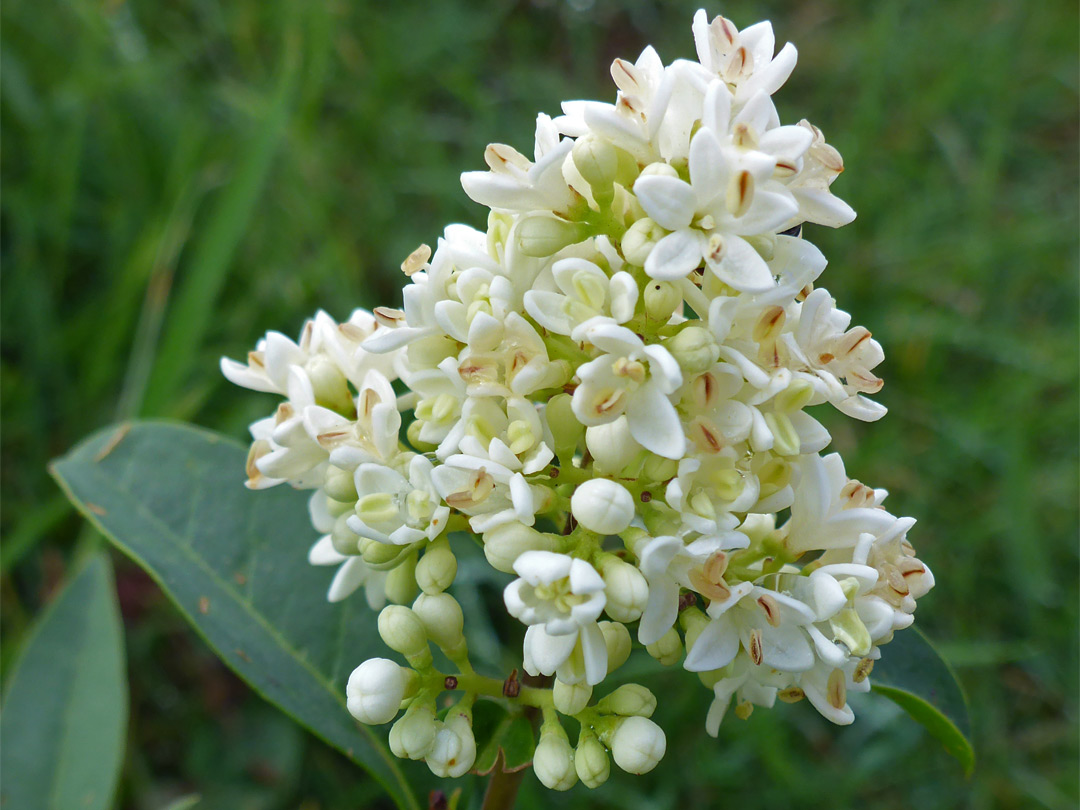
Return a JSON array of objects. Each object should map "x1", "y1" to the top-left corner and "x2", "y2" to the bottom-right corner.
[{"x1": 480, "y1": 759, "x2": 528, "y2": 810}]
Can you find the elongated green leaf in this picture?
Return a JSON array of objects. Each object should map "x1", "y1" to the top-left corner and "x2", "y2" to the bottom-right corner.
[
  {"x1": 0, "y1": 553, "x2": 127, "y2": 810},
  {"x1": 872, "y1": 626, "x2": 975, "y2": 775},
  {"x1": 50, "y1": 422, "x2": 420, "y2": 810},
  {"x1": 471, "y1": 700, "x2": 536, "y2": 775}
]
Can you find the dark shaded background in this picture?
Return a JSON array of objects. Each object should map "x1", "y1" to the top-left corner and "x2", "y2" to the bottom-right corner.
[{"x1": 3, "y1": 0, "x2": 1077, "y2": 808}]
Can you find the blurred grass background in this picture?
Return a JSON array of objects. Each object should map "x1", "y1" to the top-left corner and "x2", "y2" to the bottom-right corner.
[{"x1": 2, "y1": 0, "x2": 1076, "y2": 808}]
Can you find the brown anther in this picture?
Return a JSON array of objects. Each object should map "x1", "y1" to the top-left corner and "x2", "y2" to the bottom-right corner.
[
  {"x1": 444, "y1": 675, "x2": 459, "y2": 690},
  {"x1": 484, "y1": 143, "x2": 529, "y2": 173},
  {"x1": 838, "y1": 327, "x2": 872, "y2": 357},
  {"x1": 853, "y1": 657, "x2": 875, "y2": 684},
  {"x1": 595, "y1": 389, "x2": 626, "y2": 415},
  {"x1": 640, "y1": 490, "x2": 652, "y2": 503},
  {"x1": 734, "y1": 700, "x2": 754, "y2": 720},
  {"x1": 503, "y1": 669, "x2": 521, "y2": 698},
  {"x1": 898, "y1": 558, "x2": 926, "y2": 577},
  {"x1": 690, "y1": 417, "x2": 724, "y2": 454},
  {"x1": 247, "y1": 350, "x2": 266, "y2": 370},
  {"x1": 610, "y1": 58, "x2": 643, "y2": 96},
  {"x1": 727, "y1": 170, "x2": 754, "y2": 218},
  {"x1": 703, "y1": 551, "x2": 729, "y2": 582},
  {"x1": 549, "y1": 466, "x2": 560, "y2": 479},
  {"x1": 732, "y1": 122, "x2": 755, "y2": 149},
  {"x1": 774, "y1": 160, "x2": 798, "y2": 178},
  {"x1": 359, "y1": 387, "x2": 380, "y2": 419},
  {"x1": 612, "y1": 357, "x2": 647, "y2": 384},
  {"x1": 753, "y1": 305, "x2": 786, "y2": 343},
  {"x1": 300, "y1": 320, "x2": 315, "y2": 349},
  {"x1": 688, "y1": 569, "x2": 731, "y2": 603},
  {"x1": 245, "y1": 440, "x2": 271, "y2": 486},
  {"x1": 900, "y1": 539, "x2": 917, "y2": 556},
  {"x1": 818, "y1": 352, "x2": 835, "y2": 365},
  {"x1": 777, "y1": 687, "x2": 805, "y2": 704},
  {"x1": 401, "y1": 243, "x2": 431, "y2": 276},
  {"x1": 827, "y1": 668, "x2": 847, "y2": 710},
  {"x1": 796, "y1": 283, "x2": 814, "y2": 301},
  {"x1": 757, "y1": 593, "x2": 782, "y2": 628},
  {"x1": 748, "y1": 629, "x2": 764, "y2": 666},
  {"x1": 373, "y1": 306, "x2": 406, "y2": 328},
  {"x1": 886, "y1": 567, "x2": 910, "y2": 596}
]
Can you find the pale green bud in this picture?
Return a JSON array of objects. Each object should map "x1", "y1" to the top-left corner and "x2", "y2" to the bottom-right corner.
[
  {"x1": 412, "y1": 592, "x2": 465, "y2": 653},
  {"x1": 679, "y1": 606, "x2": 711, "y2": 652},
  {"x1": 585, "y1": 418, "x2": 642, "y2": 475},
  {"x1": 407, "y1": 333, "x2": 458, "y2": 369},
  {"x1": 390, "y1": 701, "x2": 437, "y2": 760},
  {"x1": 598, "y1": 557, "x2": 648, "y2": 622},
  {"x1": 331, "y1": 513, "x2": 360, "y2": 556},
  {"x1": 609, "y1": 716, "x2": 666, "y2": 775},
  {"x1": 575, "y1": 734, "x2": 611, "y2": 789},
  {"x1": 533, "y1": 723, "x2": 578, "y2": 791},
  {"x1": 516, "y1": 214, "x2": 585, "y2": 257},
  {"x1": 546, "y1": 393, "x2": 584, "y2": 463},
  {"x1": 622, "y1": 218, "x2": 665, "y2": 266},
  {"x1": 600, "y1": 621, "x2": 632, "y2": 673},
  {"x1": 572, "y1": 137, "x2": 618, "y2": 204},
  {"x1": 416, "y1": 538, "x2": 457, "y2": 594},
  {"x1": 643, "y1": 279, "x2": 682, "y2": 322},
  {"x1": 645, "y1": 626, "x2": 683, "y2": 666},
  {"x1": 664, "y1": 326, "x2": 719, "y2": 374},
  {"x1": 641, "y1": 453, "x2": 679, "y2": 483},
  {"x1": 384, "y1": 551, "x2": 419, "y2": 605},
  {"x1": 378, "y1": 605, "x2": 429, "y2": 660},
  {"x1": 764, "y1": 412, "x2": 801, "y2": 457},
  {"x1": 597, "y1": 683, "x2": 657, "y2": 718},
  {"x1": 553, "y1": 679, "x2": 593, "y2": 716},
  {"x1": 324, "y1": 465, "x2": 358, "y2": 503},
  {"x1": 307, "y1": 355, "x2": 352, "y2": 413},
  {"x1": 361, "y1": 538, "x2": 402, "y2": 567},
  {"x1": 406, "y1": 420, "x2": 438, "y2": 453},
  {"x1": 481, "y1": 522, "x2": 561, "y2": 574}
]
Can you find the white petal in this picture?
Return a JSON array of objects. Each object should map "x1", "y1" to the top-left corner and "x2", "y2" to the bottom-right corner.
[
  {"x1": 685, "y1": 619, "x2": 739, "y2": 672},
  {"x1": 609, "y1": 271, "x2": 639, "y2": 323},
  {"x1": 580, "y1": 623, "x2": 609, "y2": 685},
  {"x1": 709, "y1": 235, "x2": 774, "y2": 293},
  {"x1": 327, "y1": 557, "x2": 368, "y2": 602},
  {"x1": 633, "y1": 175, "x2": 697, "y2": 231},
  {"x1": 626, "y1": 385, "x2": 685, "y2": 460},
  {"x1": 308, "y1": 535, "x2": 346, "y2": 566},
  {"x1": 644, "y1": 229, "x2": 705, "y2": 281}
]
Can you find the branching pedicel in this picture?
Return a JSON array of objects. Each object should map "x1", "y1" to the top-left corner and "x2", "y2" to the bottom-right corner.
[{"x1": 223, "y1": 10, "x2": 934, "y2": 792}]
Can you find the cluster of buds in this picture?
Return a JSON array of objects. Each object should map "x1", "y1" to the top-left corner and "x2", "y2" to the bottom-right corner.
[{"x1": 223, "y1": 10, "x2": 933, "y2": 789}]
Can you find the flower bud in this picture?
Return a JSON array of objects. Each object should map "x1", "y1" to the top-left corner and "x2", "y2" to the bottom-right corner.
[
  {"x1": 553, "y1": 679, "x2": 593, "y2": 716},
  {"x1": 645, "y1": 627, "x2": 683, "y2": 666},
  {"x1": 416, "y1": 538, "x2": 457, "y2": 594},
  {"x1": 597, "y1": 683, "x2": 657, "y2": 718},
  {"x1": 585, "y1": 418, "x2": 643, "y2": 475},
  {"x1": 361, "y1": 537, "x2": 402, "y2": 567},
  {"x1": 406, "y1": 419, "x2": 438, "y2": 453},
  {"x1": 664, "y1": 326, "x2": 719, "y2": 374},
  {"x1": 516, "y1": 214, "x2": 585, "y2": 257},
  {"x1": 622, "y1": 218, "x2": 665, "y2": 266},
  {"x1": 571, "y1": 479, "x2": 634, "y2": 535},
  {"x1": 427, "y1": 711, "x2": 476, "y2": 778},
  {"x1": 330, "y1": 513, "x2": 360, "y2": 556},
  {"x1": 573, "y1": 137, "x2": 618, "y2": 201},
  {"x1": 600, "y1": 621, "x2": 632, "y2": 673},
  {"x1": 598, "y1": 557, "x2": 648, "y2": 622},
  {"x1": 609, "y1": 716, "x2": 666, "y2": 774},
  {"x1": 377, "y1": 605, "x2": 429, "y2": 659},
  {"x1": 482, "y1": 522, "x2": 560, "y2": 574},
  {"x1": 575, "y1": 734, "x2": 611, "y2": 789},
  {"x1": 324, "y1": 465, "x2": 358, "y2": 503},
  {"x1": 384, "y1": 551, "x2": 418, "y2": 605},
  {"x1": 644, "y1": 279, "x2": 682, "y2": 322},
  {"x1": 679, "y1": 606, "x2": 711, "y2": 652},
  {"x1": 390, "y1": 700, "x2": 437, "y2": 760},
  {"x1": 533, "y1": 724, "x2": 578, "y2": 791},
  {"x1": 307, "y1": 355, "x2": 352, "y2": 413},
  {"x1": 546, "y1": 393, "x2": 584, "y2": 463},
  {"x1": 412, "y1": 592, "x2": 465, "y2": 654},
  {"x1": 346, "y1": 658, "x2": 410, "y2": 725},
  {"x1": 641, "y1": 453, "x2": 679, "y2": 483}
]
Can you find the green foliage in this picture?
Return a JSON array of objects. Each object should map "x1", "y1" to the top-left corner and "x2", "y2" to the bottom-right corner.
[
  {"x1": 50, "y1": 422, "x2": 421, "y2": 810},
  {"x1": 3, "y1": 0, "x2": 1077, "y2": 808},
  {"x1": 0, "y1": 553, "x2": 127, "y2": 810},
  {"x1": 472, "y1": 700, "x2": 538, "y2": 776},
  {"x1": 872, "y1": 627, "x2": 975, "y2": 775}
]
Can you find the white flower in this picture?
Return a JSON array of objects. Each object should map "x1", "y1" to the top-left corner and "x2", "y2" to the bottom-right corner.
[
  {"x1": 504, "y1": 551, "x2": 609, "y2": 685},
  {"x1": 307, "y1": 535, "x2": 387, "y2": 607},
  {"x1": 430, "y1": 456, "x2": 547, "y2": 533},
  {"x1": 691, "y1": 11, "x2": 798, "y2": 103},
  {"x1": 571, "y1": 318, "x2": 685, "y2": 459},
  {"x1": 426, "y1": 710, "x2": 477, "y2": 778},
  {"x1": 346, "y1": 456, "x2": 449, "y2": 545},
  {"x1": 524, "y1": 257, "x2": 638, "y2": 336}
]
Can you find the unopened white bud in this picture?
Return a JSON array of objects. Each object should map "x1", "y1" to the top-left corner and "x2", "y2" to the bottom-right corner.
[
  {"x1": 600, "y1": 621, "x2": 632, "y2": 673},
  {"x1": 377, "y1": 605, "x2": 429, "y2": 659},
  {"x1": 553, "y1": 679, "x2": 593, "y2": 716},
  {"x1": 391, "y1": 701, "x2": 437, "y2": 760},
  {"x1": 622, "y1": 218, "x2": 665, "y2": 266},
  {"x1": 610, "y1": 716, "x2": 666, "y2": 774},
  {"x1": 665, "y1": 326, "x2": 719, "y2": 374},
  {"x1": 427, "y1": 712, "x2": 476, "y2": 778},
  {"x1": 416, "y1": 538, "x2": 457, "y2": 593},
  {"x1": 517, "y1": 214, "x2": 584, "y2": 257},
  {"x1": 598, "y1": 557, "x2": 648, "y2": 622},
  {"x1": 585, "y1": 418, "x2": 643, "y2": 475},
  {"x1": 597, "y1": 683, "x2": 657, "y2": 718},
  {"x1": 533, "y1": 724, "x2": 578, "y2": 791},
  {"x1": 575, "y1": 734, "x2": 611, "y2": 788},
  {"x1": 346, "y1": 658, "x2": 410, "y2": 725},
  {"x1": 645, "y1": 627, "x2": 683, "y2": 666},
  {"x1": 643, "y1": 279, "x2": 682, "y2": 322},
  {"x1": 412, "y1": 592, "x2": 465, "y2": 653},
  {"x1": 571, "y1": 479, "x2": 634, "y2": 535},
  {"x1": 482, "y1": 522, "x2": 560, "y2": 574}
]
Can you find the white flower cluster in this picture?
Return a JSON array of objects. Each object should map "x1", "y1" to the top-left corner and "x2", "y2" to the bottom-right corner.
[{"x1": 224, "y1": 10, "x2": 934, "y2": 789}]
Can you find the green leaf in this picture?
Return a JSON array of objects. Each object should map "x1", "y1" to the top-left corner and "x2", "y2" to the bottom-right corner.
[
  {"x1": 871, "y1": 626, "x2": 975, "y2": 775},
  {"x1": 471, "y1": 700, "x2": 536, "y2": 775},
  {"x1": 0, "y1": 553, "x2": 127, "y2": 810},
  {"x1": 50, "y1": 422, "x2": 421, "y2": 810}
]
